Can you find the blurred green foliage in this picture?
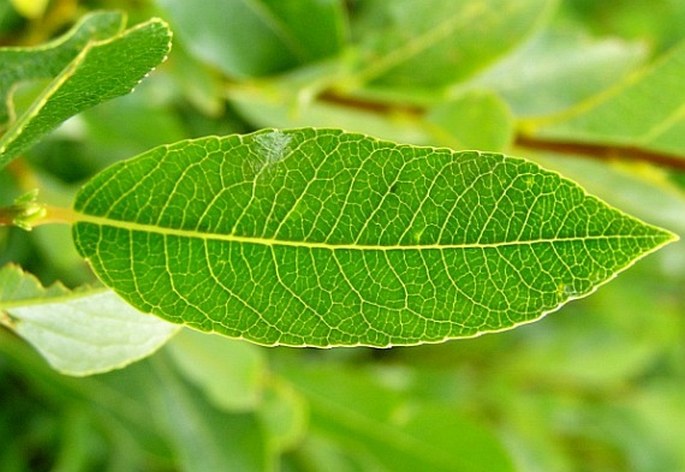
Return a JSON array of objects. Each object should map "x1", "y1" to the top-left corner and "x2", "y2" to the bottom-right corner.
[{"x1": 1, "y1": 0, "x2": 684, "y2": 470}]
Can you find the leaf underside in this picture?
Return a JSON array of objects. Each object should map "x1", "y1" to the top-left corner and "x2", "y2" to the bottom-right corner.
[
  {"x1": 72, "y1": 129, "x2": 675, "y2": 347},
  {"x1": 0, "y1": 264, "x2": 177, "y2": 375}
]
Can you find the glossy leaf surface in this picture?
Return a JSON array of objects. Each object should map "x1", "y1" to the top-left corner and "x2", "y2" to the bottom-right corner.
[{"x1": 72, "y1": 128, "x2": 675, "y2": 347}]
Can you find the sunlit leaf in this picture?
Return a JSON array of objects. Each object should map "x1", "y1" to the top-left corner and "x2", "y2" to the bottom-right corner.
[
  {"x1": 71, "y1": 128, "x2": 675, "y2": 347},
  {"x1": 9, "y1": 0, "x2": 49, "y2": 19}
]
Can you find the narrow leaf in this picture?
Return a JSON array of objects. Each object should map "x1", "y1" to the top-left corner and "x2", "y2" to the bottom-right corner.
[
  {"x1": 72, "y1": 128, "x2": 676, "y2": 347},
  {"x1": 151, "y1": 356, "x2": 271, "y2": 472},
  {"x1": 0, "y1": 16, "x2": 172, "y2": 170},
  {"x1": 351, "y1": 0, "x2": 555, "y2": 88},
  {"x1": 0, "y1": 264, "x2": 178, "y2": 376},
  {"x1": 0, "y1": 11, "x2": 124, "y2": 125}
]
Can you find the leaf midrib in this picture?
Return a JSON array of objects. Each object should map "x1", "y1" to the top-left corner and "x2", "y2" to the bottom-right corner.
[{"x1": 74, "y1": 211, "x2": 670, "y2": 251}]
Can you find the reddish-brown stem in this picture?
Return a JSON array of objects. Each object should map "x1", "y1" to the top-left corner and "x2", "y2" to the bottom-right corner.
[
  {"x1": 515, "y1": 135, "x2": 685, "y2": 171},
  {"x1": 318, "y1": 91, "x2": 685, "y2": 172}
]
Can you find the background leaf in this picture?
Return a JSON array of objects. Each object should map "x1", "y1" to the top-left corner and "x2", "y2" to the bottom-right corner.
[
  {"x1": 528, "y1": 39, "x2": 685, "y2": 156},
  {"x1": 166, "y1": 329, "x2": 266, "y2": 411},
  {"x1": 72, "y1": 128, "x2": 674, "y2": 347},
  {"x1": 349, "y1": 0, "x2": 555, "y2": 90},
  {"x1": 0, "y1": 11, "x2": 124, "y2": 125},
  {"x1": 465, "y1": 28, "x2": 647, "y2": 117},
  {"x1": 0, "y1": 264, "x2": 178, "y2": 376},
  {"x1": 425, "y1": 90, "x2": 514, "y2": 151},
  {"x1": 282, "y1": 365, "x2": 515, "y2": 472},
  {"x1": 156, "y1": 0, "x2": 347, "y2": 77},
  {"x1": 150, "y1": 355, "x2": 272, "y2": 472},
  {"x1": 0, "y1": 16, "x2": 172, "y2": 170}
]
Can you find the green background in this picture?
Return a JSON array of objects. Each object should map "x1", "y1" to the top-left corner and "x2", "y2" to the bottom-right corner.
[{"x1": 1, "y1": 0, "x2": 684, "y2": 470}]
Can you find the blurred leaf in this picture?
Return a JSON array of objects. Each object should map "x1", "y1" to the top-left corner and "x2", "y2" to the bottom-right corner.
[
  {"x1": 72, "y1": 128, "x2": 674, "y2": 347},
  {"x1": 151, "y1": 355, "x2": 271, "y2": 472},
  {"x1": 156, "y1": 0, "x2": 347, "y2": 77},
  {"x1": 167, "y1": 329, "x2": 266, "y2": 411},
  {"x1": 630, "y1": 382, "x2": 685, "y2": 469},
  {"x1": 259, "y1": 378, "x2": 308, "y2": 452},
  {"x1": 287, "y1": 433, "x2": 376, "y2": 471},
  {"x1": 529, "y1": 39, "x2": 685, "y2": 156},
  {"x1": 283, "y1": 366, "x2": 515, "y2": 472},
  {"x1": 227, "y1": 79, "x2": 429, "y2": 144},
  {"x1": 0, "y1": 16, "x2": 172, "y2": 169},
  {"x1": 78, "y1": 78, "x2": 187, "y2": 169},
  {"x1": 10, "y1": 0, "x2": 49, "y2": 19},
  {"x1": 562, "y1": 0, "x2": 685, "y2": 53},
  {"x1": 467, "y1": 28, "x2": 647, "y2": 117},
  {"x1": 0, "y1": 264, "x2": 178, "y2": 376},
  {"x1": 0, "y1": 11, "x2": 124, "y2": 125},
  {"x1": 166, "y1": 42, "x2": 225, "y2": 117},
  {"x1": 0, "y1": 329, "x2": 176, "y2": 470},
  {"x1": 0, "y1": 2, "x2": 23, "y2": 35},
  {"x1": 426, "y1": 90, "x2": 514, "y2": 151},
  {"x1": 350, "y1": 0, "x2": 555, "y2": 90},
  {"x1": 52, "y1": 408, "x2": 105, "y2": 472}
]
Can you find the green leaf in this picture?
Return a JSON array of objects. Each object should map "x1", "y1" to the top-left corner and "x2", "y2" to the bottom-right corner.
[
  {"x1": 0, "y1": 15, "x2": 172, "y2": 170},
  {"x1": 465, "y1": 28, "x2": 647, "y2": 117},
  {"x1": 425, "y1": 90, "x2": 514, "y2": 151},
  {"x1": 0, "y1": 11, "x2": 124, "y2": 125},
  {"x1": 528, "y1": 39, "x2": 685, "y2": 156},
  {"x1": 283, "y1": 365, "x2": 515, "y2": 472},
  {"x1": 71, "y1": 128, "x2": 676, "y2": 347},
  {"x1": 156, "y1": 0, "x2": 346, "y2": 77},
  {"x1": 151, "y1": 355, "x2": 271, "y2": 472},
  {"x1": 350, "y1": 0, "x2": 555, "y2": 89},
  {"x1": 166, "y1": 329, "x2": 266, "y2": 411},
  {"x1": 258, "y1": 378, "x2": 308, "y2": 453},
  {"x1": 0, "y1": 264, "x2": 178, "y2": 376}
]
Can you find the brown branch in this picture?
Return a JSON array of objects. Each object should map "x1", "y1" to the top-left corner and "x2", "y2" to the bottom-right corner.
[
  {"x1": 0, "y1": 209, "x2": 15, "y2": 226},
  {"x1": 515, "y1": 135, "x2": 685, "y2": 172},
  {"x1": 306, "y1": 91, "x2": 685, "y2": 172},
  {"x1": 319, "y1": 91, "x2": 423, "y2": 116}
]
